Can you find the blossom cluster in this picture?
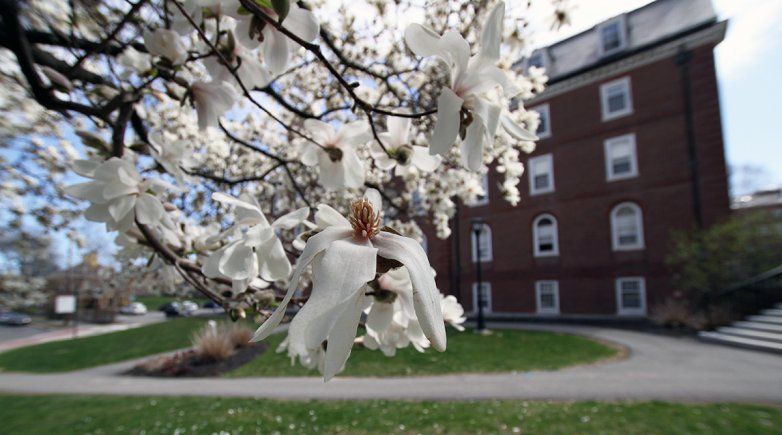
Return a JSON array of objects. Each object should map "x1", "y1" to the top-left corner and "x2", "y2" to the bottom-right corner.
[{"x1": 0, "y1": 0, "x2": 551, "y2": 379}]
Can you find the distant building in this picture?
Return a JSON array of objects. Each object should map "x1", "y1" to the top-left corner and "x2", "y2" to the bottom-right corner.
[{"x1": 426, "y1": 0, "x2": 731, "y2": 318}]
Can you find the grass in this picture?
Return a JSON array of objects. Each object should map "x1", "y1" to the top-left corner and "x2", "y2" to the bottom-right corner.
[
  {"x1": 0, "y1": 317, "x2": 210, "y2": 373},
  {"x1": 228, "y1": 328, "x2": 619, "y2": 377},
  {"x1": 1, "y1": 395, "x2": 780, "y2": 434}
]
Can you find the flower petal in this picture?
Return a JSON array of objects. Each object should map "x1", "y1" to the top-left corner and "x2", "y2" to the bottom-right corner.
[
  {"x1": 135, "y1": 193, "x2": 165, "y2": 225},
  {"x1": 323, "y1": 290, "x2": 369, "y2": 381},
  {"x1": 251, "y1": 227, "x2": 353, "y2": 342},
  {"x1": 286, "y1": 238, "x2": 377, "y2": 356},
  {"x1": 366, "y1": 301, "x2": 394, "y2": 333},
  {"x1": 429, "y1": 88, "x2": 463, "y2": 156},
  {"x1": 314, "y1": 204, "x2": 351, "y2": 229},
  {"x1": 404, "y1": 24, "x2": 441, "y2": 58},
  {"x1": 387, "y1": 115, "x2": 411, "y2": 147},
  {"x1": 219, "y1": 241, "x2": 256, "y2": 281},
  {"x1": 272, "y1": 207, "x2": 310, "y2": 230},
  {"x1": 478, "y1": 1, "x2": 504, "y2": 64},
  {"x1": 411, "y1": 146, "x2": 440, "y2": 172},
  {"x1": 341, "y1": 147, "x2": 366, "y2": 189},
  {"x1": 373, "y1": 232, "x2": 446, "y2": 352},
  {"x1": 501, "y1": 112, "x2": 538, "y2": 141},
  {"x1": 460, "y1": 120, "x2": 485, "y2": 171},
  {"x1": 263, "y1": 27, "x2": 290, "y2": 76},
  {"x1": 257, "y1": 236, "x2": 291, "y2": 281},
  {"x1": 107, "y1": 195, "x2": 136, "y2": 222},
  {"x1": 283, "y1": 5, "x2": 320, "y2": 43}
]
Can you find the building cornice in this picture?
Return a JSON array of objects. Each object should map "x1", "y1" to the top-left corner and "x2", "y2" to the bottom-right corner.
[{"x1": 529, "y1": 20, "x2": 727, "y2": 103}]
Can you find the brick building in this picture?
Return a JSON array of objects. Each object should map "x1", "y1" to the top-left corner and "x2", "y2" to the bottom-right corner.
[{"x1": 426, "y1": 0, "x2": 731, "y2": 318}]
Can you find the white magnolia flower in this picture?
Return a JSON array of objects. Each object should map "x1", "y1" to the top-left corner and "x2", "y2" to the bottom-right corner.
[
  {"x1": 233, "y1": 4, "x2": 320, "y2": 75},
  {"x1": 404, "y1": 1, "x2": 536, "y2": 170},
  {"x1": 191, "y1": 81, "x2": 237, "y2": 131},
  {"x1": 300, "y1": 119, "x2": 371, "y2": 191},
  {"x1": 370, "y1": 115, "x2": 440, "y2": 176},
  {"x1": 362, "y1": 267, "x2": 417, "y2": 356},
  {"x1": 143, "y1": 28, "x2": 189, "y2": 65},
  {"x1": 65, "y1": 158, "x2": 177, "y2": 233},
  {"x1": 441, "y1": 294, "x2": 466, "y2": 331},
  {"x1": 203, "y1": 25, "x2": 271, "y2": 90},
  {"x1": 117, "y1": 46, "x2": 152, "y2": 78},
  {"x1": 202, "y1": 192, "x2": 308, "y2": 293},
  {"x1": 251, "y1": 193, "x2": 446, "y2": 381},
  {"x1": 148, "y1": 129, "x2": 197, "y2": 187}
]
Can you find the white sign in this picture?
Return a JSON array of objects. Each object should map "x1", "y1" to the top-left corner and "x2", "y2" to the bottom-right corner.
[{"x1": 55, "y1": 295, "x2": 77, "y2": 314}]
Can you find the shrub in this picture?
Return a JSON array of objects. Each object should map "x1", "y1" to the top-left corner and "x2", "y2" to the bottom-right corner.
[
  {"x1": 650, "y1": 297, "x2": 691, "y2": 328},
  {"x1": 225, "y1": 322, "x2": 254, "y2": 349},
  {"x1": 191, "y1": 321, "x2": 234, "y2": 362}
]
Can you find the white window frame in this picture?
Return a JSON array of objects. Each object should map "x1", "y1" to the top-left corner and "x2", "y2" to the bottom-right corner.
[
  {"x1": 531, "y1": 103, "x2": 551, "y2": 139},
  {"x1": 471, "y1": 223, "x2": 493, "y2": 263},
  {"x1": 616, "y1": 277, "x2": 646, "y2": 315},
  {"x1": 472, "y1": 282, "x2": 493, "y2": 314},
  {"x1": 597, "y1": 17, "x2": 627, "y2": 57},
  {"x1": 600, "y1": 77, "x2": 633, "y2": 121},
  {"x1": 610, "y1": 202, "x2": 645, "y2": 251},
  {"x1": 467, "y1": 173, "x2": 489, "y2": 207},
  {"x1": 535, "y1": 280, "x2": 560, "y2": 315},
  {"x1": 528, "y1": 154, "x2": 555, "y2": 195},
  {"x1": 532, "y1": 214, "x2": 560, "y2": 257},
  {"x1": 604, "y1": 133, "x2": 639, "y2": 181}
]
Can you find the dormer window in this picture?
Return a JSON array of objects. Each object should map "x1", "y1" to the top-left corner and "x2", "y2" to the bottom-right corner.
[{"x1": 598, "y1": 18, "x2": 627, "y2": 56}]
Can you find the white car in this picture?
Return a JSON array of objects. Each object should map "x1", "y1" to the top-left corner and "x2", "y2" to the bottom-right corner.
[
  {"x1": 181, "y1": 300, "x2": 199, "y2": 314},
  {"x1": 119, "y1": 302, "x2": 148, "y2": 315}
]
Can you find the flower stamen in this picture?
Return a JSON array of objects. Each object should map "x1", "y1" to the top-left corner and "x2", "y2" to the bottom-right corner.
[{"x1": 349, "y1": 198, "x2": 381, "y2": 240}]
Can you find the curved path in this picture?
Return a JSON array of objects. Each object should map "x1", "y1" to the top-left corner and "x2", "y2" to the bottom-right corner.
[{"x1": 1, "y1": 323, "x2": 781, "y2": 402}]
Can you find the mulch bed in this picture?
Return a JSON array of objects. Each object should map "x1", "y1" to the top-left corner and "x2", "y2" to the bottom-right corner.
[{"x1": 125, "y1": 343, "x2": 268, "y2": 377}]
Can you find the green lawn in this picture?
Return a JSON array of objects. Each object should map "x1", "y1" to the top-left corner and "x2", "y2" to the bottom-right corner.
[
  {"x1": 228, "y1": 328, "x2": 619, "y2": 377},
  {"x1": 1, "y1": 395, "x2": 780, "y2": 434},
  {"x1": 0, "y1": 317, "x2": 209, "y2": 373}
]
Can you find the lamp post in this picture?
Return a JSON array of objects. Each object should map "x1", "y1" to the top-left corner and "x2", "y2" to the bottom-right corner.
[{"x1": 471, "y1": 218, "x2": 486, "y2": 333}]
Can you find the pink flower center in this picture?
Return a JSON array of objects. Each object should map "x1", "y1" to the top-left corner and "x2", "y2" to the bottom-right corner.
[{"x1": 349, "y1": 198, "x2": 381, "y2": 240}]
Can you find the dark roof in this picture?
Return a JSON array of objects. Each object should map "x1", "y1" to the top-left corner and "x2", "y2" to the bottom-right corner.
[{"x1": 524, "y1": 0, "x2": 717, "y2": 81}]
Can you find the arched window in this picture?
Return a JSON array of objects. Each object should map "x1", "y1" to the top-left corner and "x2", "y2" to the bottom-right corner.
[
  {"x1": 471, "y1": 223, "x2": 492, "y2": 263},
  {"x1": 611, "y1": 202, "x2": 644, "y2": 250},
  {"x1": 533, "y1": 214, "x2": 559, "y2": 257}
]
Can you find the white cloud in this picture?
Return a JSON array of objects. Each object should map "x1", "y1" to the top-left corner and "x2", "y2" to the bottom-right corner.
[{"x1": 714, "y1": 0, "x2": 782, "y2": 81}]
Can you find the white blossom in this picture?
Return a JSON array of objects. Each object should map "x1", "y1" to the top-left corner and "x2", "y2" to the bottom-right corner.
[
  {"x1": 252, "y1": 192, "x2": 446, "y2": 381},
  {"x1": 64, "y1": 158, "x2": 179, "y2": 233},
  {"x1": 370, "y1": 114, "x2": 440, "y2": 176},
  {"x1": 405, "y1": 1, "x2": 536, "y2": 170},
  {"x1": 143, "y1": 28, "x2": 189, "y2": 65},
  {"x1": 300, "y1": 119, "x2": 371, "y2": 191},
  {"x1": 202, "y1": 192, "x2": 308, "y2": 293}
]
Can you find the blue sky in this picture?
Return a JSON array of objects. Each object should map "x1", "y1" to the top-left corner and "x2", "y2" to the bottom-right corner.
[{"x1": 528, "y1": 0, "x2": 782, "y2": 195}]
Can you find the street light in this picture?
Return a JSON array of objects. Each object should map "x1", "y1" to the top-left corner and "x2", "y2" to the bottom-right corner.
[{"x1": 471, "y1": 217, "x2": 487, "y2": 333}]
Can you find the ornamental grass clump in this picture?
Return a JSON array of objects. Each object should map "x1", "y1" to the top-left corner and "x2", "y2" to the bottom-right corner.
[{"x1": 192, "y1": 320, "x2": 234, "y2": 362}]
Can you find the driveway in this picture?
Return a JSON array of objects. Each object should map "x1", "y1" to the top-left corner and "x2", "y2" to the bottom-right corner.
[{"x1": 0, "y1": 323, "x2": 780, "y2": 402}]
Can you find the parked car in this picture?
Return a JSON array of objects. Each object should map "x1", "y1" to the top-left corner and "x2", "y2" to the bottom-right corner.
[
  {"x1": 202, "y1": 301, "x2": 221, "y2": 309},
  {"x1": 119, "y1": 302, "x2": 148, "y2": 315},
  {"x1": 181, "y1": 300, "x2": 199, "y2": 313},
  {"x1": 0, "y1": 311, "x2": 32, "y2": 326},
  {"x1": 161, "y1": 302, "x2": 184, "y2": 317}
]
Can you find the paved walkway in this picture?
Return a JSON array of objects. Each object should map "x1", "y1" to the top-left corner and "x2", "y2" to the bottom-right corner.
[{"x1": 1, "y1": 323, "x2": 781, "y2": 402}]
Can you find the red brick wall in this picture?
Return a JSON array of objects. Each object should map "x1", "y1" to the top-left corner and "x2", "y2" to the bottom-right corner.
[{"x1": 427, "y1": 42, "x2": 730, "y2": 316}]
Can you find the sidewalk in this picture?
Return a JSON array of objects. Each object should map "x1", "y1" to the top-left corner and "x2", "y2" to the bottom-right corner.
[{"x1": 1, "y1": 323, "x2": 781, "y2": 402}]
